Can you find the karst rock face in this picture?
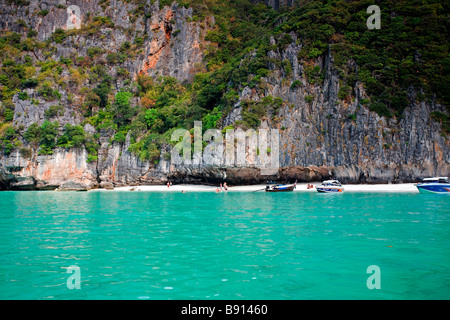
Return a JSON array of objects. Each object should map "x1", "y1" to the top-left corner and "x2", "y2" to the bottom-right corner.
[{"x1": 0, "y1": 0, "x2": 448, "y2": 189}]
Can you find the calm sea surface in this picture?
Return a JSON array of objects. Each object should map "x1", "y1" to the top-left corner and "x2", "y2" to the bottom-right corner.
[{"x1": 0, "y1": 191, "x2": 448, "y2": 300}]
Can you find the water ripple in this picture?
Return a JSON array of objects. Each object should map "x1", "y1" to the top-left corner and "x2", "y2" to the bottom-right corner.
[{"x1": 0, "y1": 191, "x2": 448, "y2": 299}]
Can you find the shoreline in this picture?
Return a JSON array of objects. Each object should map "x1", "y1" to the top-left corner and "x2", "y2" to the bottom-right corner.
[{"x1": 91, "y1": 182, "x2": 420, "y2": 193}]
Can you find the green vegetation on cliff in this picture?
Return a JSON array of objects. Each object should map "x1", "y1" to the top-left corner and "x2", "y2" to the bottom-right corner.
[{"x1": 0, "y1": 0, "x2": 448, "y2": 160}]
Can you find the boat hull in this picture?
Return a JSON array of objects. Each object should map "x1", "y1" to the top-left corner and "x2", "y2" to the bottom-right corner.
[
  {"x1": 416, "y1": 183, "x2": 450, "y2": 194},
  {"x1": 265, "y1": 185, "x2": 295, "y2": 192},
  {"x1": 316, "y1": 187, "x2": 344, "y2": 193}
]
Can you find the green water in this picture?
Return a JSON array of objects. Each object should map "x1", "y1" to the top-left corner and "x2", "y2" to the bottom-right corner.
[{"x1": 0, "y1": 191, "x2": 448, "y2": 300}]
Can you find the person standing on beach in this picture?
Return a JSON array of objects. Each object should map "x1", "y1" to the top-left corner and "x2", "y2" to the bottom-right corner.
[{"x1": 223, "y1": 182, "x2": 228, "y2": 191}]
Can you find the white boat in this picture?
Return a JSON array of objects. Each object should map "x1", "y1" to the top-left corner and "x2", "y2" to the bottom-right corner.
[
  {"x1": 416, "y1": 177, "x2": 450, "y2": 194},
  {"x1": 315, "y1": 180, "x2": 344, "y2": 193}
]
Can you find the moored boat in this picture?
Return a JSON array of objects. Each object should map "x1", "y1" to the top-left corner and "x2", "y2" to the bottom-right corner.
[
  {"x1": 416, "y1": 177, "x2": 450, "y2": 194},
  {"x1": 265, "y1": 181, "x2": 296, "y2": 192},
  {"x1": 315, "y1": 180, "x2": 344, "y2": 193}
]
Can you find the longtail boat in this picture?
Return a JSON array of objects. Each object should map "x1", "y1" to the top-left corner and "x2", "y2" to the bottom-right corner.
[{"x1": 265, "y1": 181, "x2": 297, "y2": 192}]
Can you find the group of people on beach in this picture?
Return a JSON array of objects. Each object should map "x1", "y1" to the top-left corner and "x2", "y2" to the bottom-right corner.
[{"x1": 216, "y1": 182, "x2": 228, "y2": 193}]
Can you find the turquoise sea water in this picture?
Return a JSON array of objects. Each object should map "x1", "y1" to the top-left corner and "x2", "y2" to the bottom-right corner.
[{"x1": 0, "y1": 191, "x2": 448, "y2": 300}]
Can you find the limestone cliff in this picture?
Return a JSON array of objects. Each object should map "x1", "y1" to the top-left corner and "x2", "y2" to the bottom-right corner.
[
  {"x1": 235, "y1": 35, "x2": 449, "y2": 183},
  {"x1": 0, "y1": 0, "x2": 208, "y2": 190}
]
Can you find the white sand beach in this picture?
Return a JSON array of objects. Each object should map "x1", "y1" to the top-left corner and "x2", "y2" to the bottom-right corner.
[{"x1": 94, "y1": 182, "x2": 420, "y2": 193}]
